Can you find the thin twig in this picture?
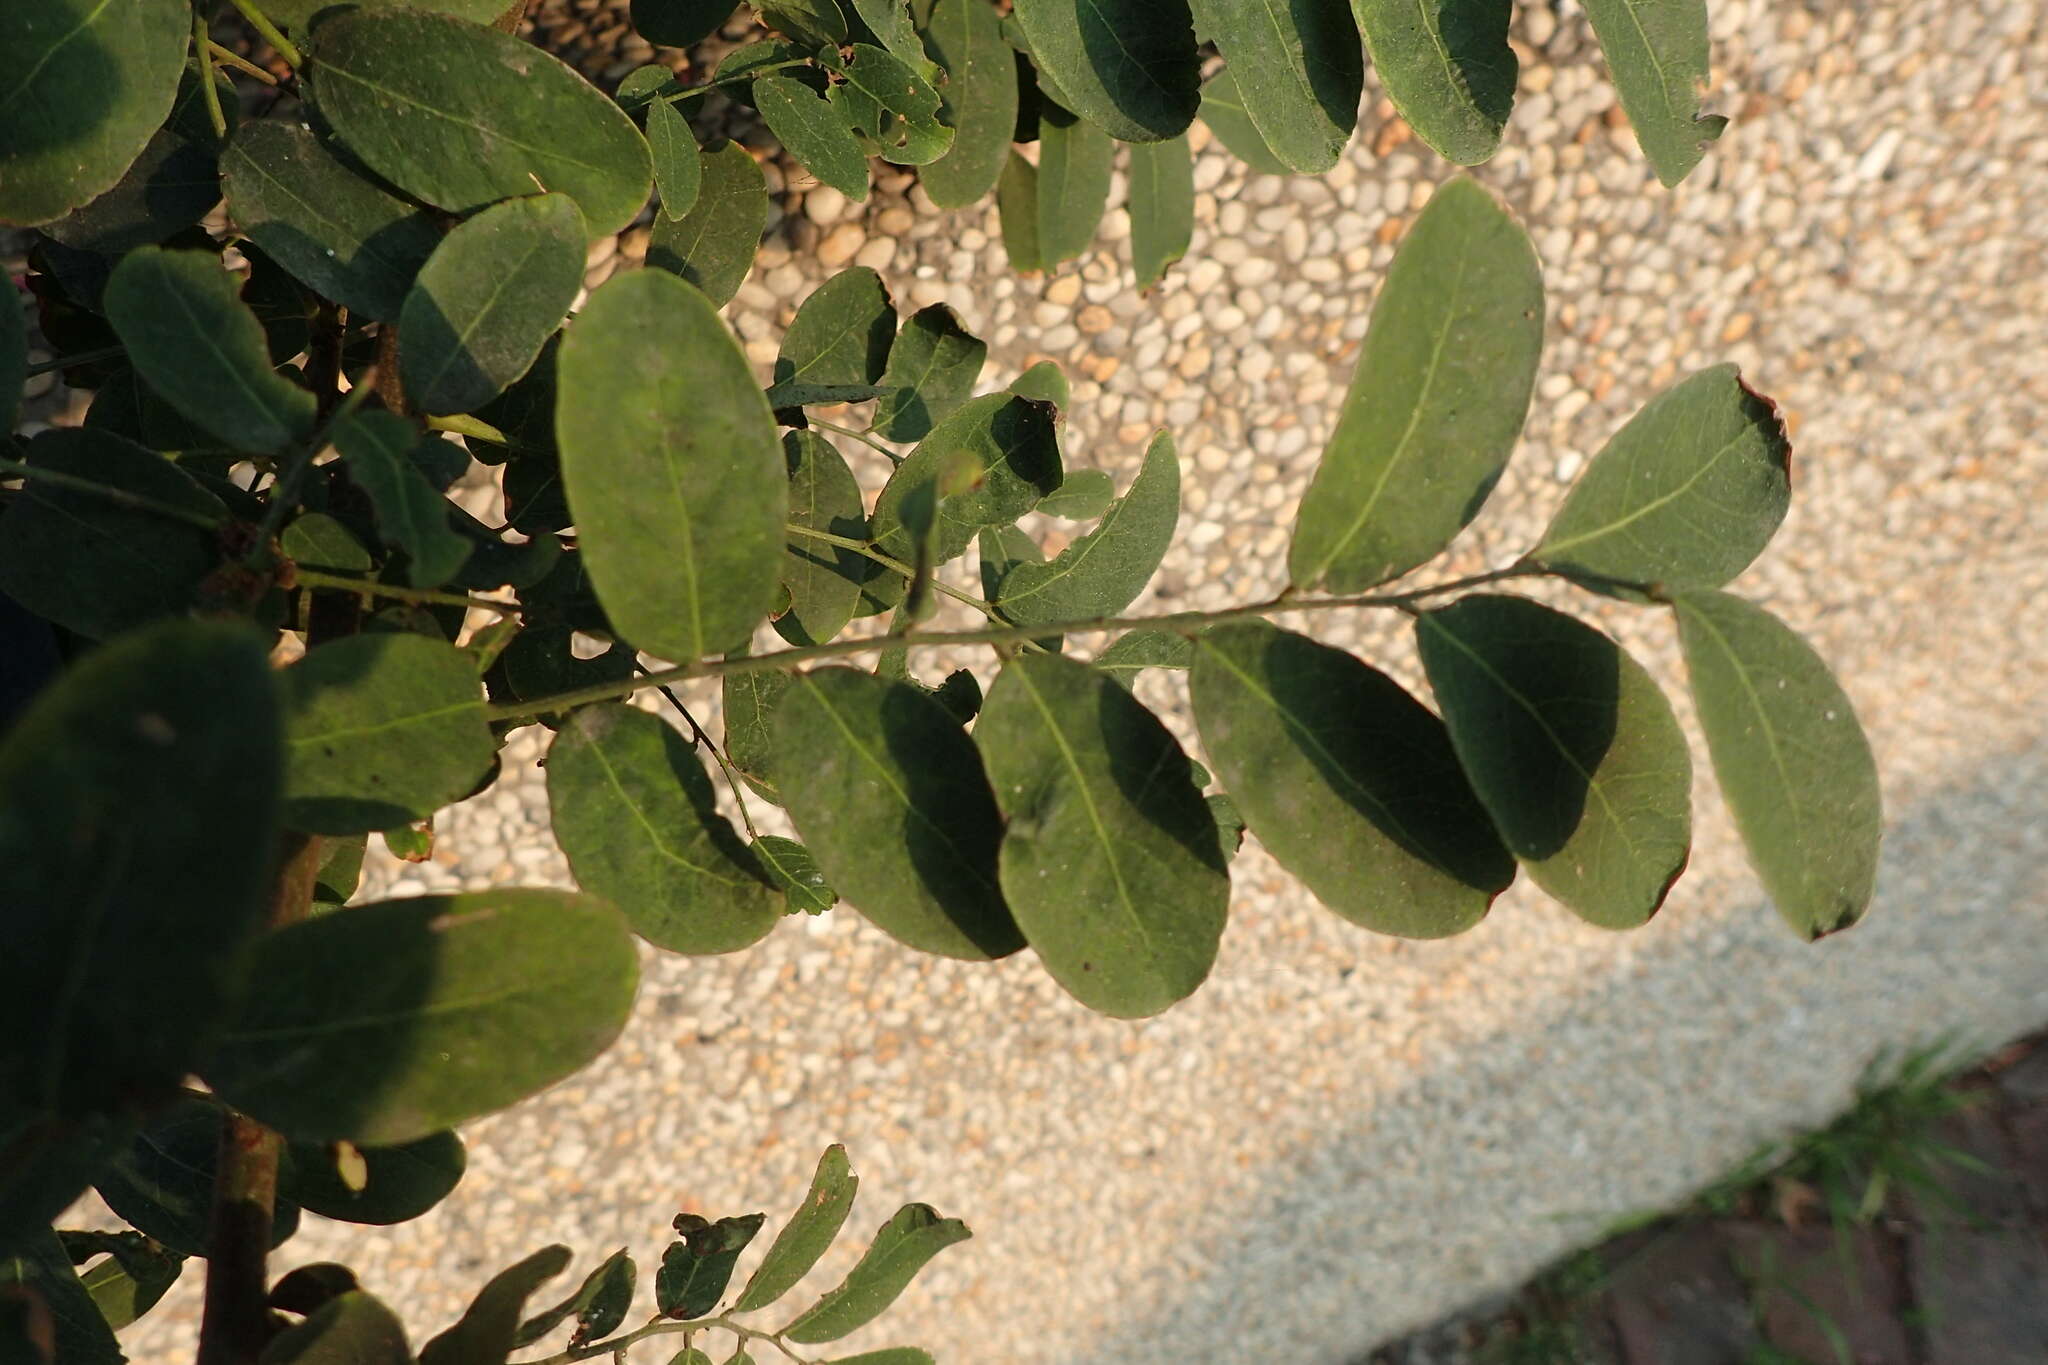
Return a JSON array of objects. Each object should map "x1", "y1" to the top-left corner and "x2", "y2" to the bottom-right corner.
[
  {"x1": 0, "y1": 457, "x2": 227, "y2": 531},
  {"x1": 193, "y1": 14, "x2": 229, "y2": 138},
  {"x1": 207, "y1": 40, "x2": 279, "y2": 86},
  {"x1": 225, "y1": 0, "x2": 304, "y2": 68},
  {"x1": 24, "y1": 344, "x2": 126, "y2": 378},
  {"x1": 806, "y1": 416, "x2": 904, "y2": 464},
  {"x1": 643, "y1": 668, "x2": 761, "y2": 839},
  {"x1": 783, "y1": 522, "x2": 998, "y2": 620},
  {"x1": 293, "y1": 568, "x2": 520, "y2": 615}
]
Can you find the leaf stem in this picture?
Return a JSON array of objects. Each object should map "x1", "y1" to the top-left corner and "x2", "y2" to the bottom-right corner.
[
  {"x1": 529, "y1": 1311, "x2": 806, "y2": 1365},
  {"x1": 665, "y1": 59, "x2": 813, "y2": 105},
  {"x1": 292, "y1": 567, "x2": 520, "y2": 615},
  {"x1": 642, "y1": 665, "x2": 760, "y2": 839},
  {"x1": 807, "y1": 417, "x2": 903, "y2": 465},
  {"x1": 24, "y1": 344, "x2": 126, "y2": 378},
  {"x1": 783, "y1": 522, "x2": 997, "y2": 620},
  {"x1": 207, "y1": 39, "x2": 279, "y2": 85},
  {"x1": 247, "y1": 373, "x2": 380, "y2": 563},
  {"x1": 0, "y1": 456, "x2": 228, "y2": 531},
  {"x1": 225, "y1": 0, "x2": 303, "y2": 69},
  {"x1": 484, "y1": 565, "x2": 1541, "y2": 722},
  {"x1": 194, "y1": 14, "x2": 229, "y2": 138}
]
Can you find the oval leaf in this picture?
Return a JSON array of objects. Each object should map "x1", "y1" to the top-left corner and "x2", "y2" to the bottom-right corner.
[
  {"x1": 104, "y1": 247, "x2": 318, "y2": 454},
  {"x1": 996, "y1": 149, "x2": 1041, "y2": 272},
  {"x1": 1036, "y1": 104, "x2": 1113, "y2": 268},
  {"x1": 1672, "y1": 591, "x2": 1881, "y2": 939},
  {"x1": 0, "y1": 620, "x2": 280, "y2": 1116},
  {"x1": 548, "y1": 703, "x2": 782, "y2": 954},
  {"x1": 1416, "y1": 595, "x2": 1692, "y2": 929},
  {"x1": 1093, "y1": 627, "x2": 1193, "y2": 690},
  {"x1": 222, "y1": 120, "x2": 443, "y2": 322},
  {"x1": 0, "y1": 0, "x2": 189, "y2": 224},
  {"x1": 419, "y1": 1246, "x2": 572, "y2": 1365},
  {"x1": 1198, "y1": 68, "x2": 1291, "y2": 175},
  {"x1": 659, "y1": 1213, "x2": 766, "y2": 1319},
  {"x1": 284, "y1": 1130, "x2": 467, "y2": 1227},
  {"x1": 1353, "y1": 0, "x2": 1515, "y2": 165},
  {"x1": 308, "y1": 8, "x2": 652, "y2": 238},
  {"x1": 772, "y1": 668, "x2": 1024, "y2": 959},
  {"x1": 782, "y1": 1204, "x2": 970, "y2": 1343},
  {"x1": 756, "y1": 76, "x2": 872, "y2": 202},
  {"x1": 260, "y1": 1291, "x2": 411, "y2": 1365},
  {"x1": 1127, "y1": 133, "x2": 1193, "y2": 290},
  {"x1": 871, "y1": 304, "x2": 986, "y2": 445},
  {"x1": 557, "y1": 268, "x2": 786, "y2": 663},
  {"x1": 976, "y1": 653, "x2": 1229, "y2": 1017},
  {"x1": 1190, "y1": 622, "x2": 1514, "y2": 937},
  {"x1": 632, "y1": 0, "x2": 738, "y2": 47},
  {"x1": 645, "y1": 96, "x2": 705, "y2": 219},
  {"x1": 1035, "y1": 467, "x2": 1114, "y2": 520},
  {"x1": 822, "y1": 44, "x2": 953, "y2": 166},
  {"x1": 754, "y1": 835, "x2": 838, "y2": 914},
  {"x1": 913, "y1": 0, "x2": 1017, "y2": 208},
  {"x1": 1533, "y1": 365, "x2": 1791, "y2": 592},
  {"x1": 95, "y1": 1096, "x2": 301, "y2": 1255},
  {"x1": 1193, "y1": 0, "x2": 1361, "y2": 172},
  {"x1": 647, "y1": 139, "x2": 769, "y2": 306},
  {"x1": 734, "y1": 1146, "x2": 859, "y2": 1312},
  {"x1": 1010, "y1": 0, "x2": 1198, "y2": 142},
  {"x1": 206, "y1": 892, "x2": 638, "y2": 1145},
  {"x1": 400, "y1": 193, "x2": 585, "y2": 416},
  {"x1": 990, "y1": 430, "x2": 1179, "y2": 626},
  {"x1": 331, "y1": 410, "x2": 475, "y2": 588},
  {"x1": 283, "y1": 632, "x2": 495, "y2": 835},
  {"x1": 1581, "y1": 0, "x2": 1727, "y2": 186},
  {"x1": 1289, "y1": 178, "x2": 1543, "y2": 591},
  {"x1": 774, "y1": 268, "x2": 897, "y2": 400},
  {"x1": 778, "y1": 432, "x2": 869, "y2": 647}
]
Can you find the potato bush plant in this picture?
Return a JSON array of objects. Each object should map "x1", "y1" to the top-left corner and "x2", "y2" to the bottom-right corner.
[{"x1": 0, "y1": 1, "x2": 1871, "y2": 1362}]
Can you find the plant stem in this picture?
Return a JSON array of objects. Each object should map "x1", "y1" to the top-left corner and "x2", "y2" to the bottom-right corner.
[
  {"x1": 194, "y1": 15, "x2": 229, "y2": 138},
  {"x1": 665, "y1": 59, "x2": 812, "y2": 104},
  {"x1": 293, "y1": 568, "x2": 519, "y2": 614},
  {"x1": 0, "y1": 457, "x2": 227, "y2": 531},
  {"x1": 807, "y1": 417, "x2": 903, "y2": 464},
  {"x1": 644, "y1": 671, "x2": 760, "y2": 838},
  {"x1": 247, "y1": 375, "x2": 379, "y2": 562},
  {"x1": 485, "y1": 565, "x2": 1539, "y2": 723},
  {"x1": 225, "y1": 0, "x2": 303, "y2": 68},
  {"x1": 208, "y1": 40, "x2": 280, "y2": 85},
  {"x1": 530, "y1": 1311, "x2": 807, "y2": 1365},
  {"x1": 783, "y1": 522, "x2": 997, "y2": 620},
  {"x1": 23, "y1": 344, "x2": 126, "y2": 378}
]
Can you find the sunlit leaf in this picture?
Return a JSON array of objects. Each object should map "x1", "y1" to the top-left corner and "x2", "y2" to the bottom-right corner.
[
  {"x1": 912, "y1": 0, "x2": 1017, "y2": 207},
  {"x1": 733, "y1": 1146, "x2": 858, "y2": 1311},
  {"x1": 1093, "y1": 627, "x2": 1192, "y2": 690},
  {"x1": 1128, "y1": 134, "x2": 1194, "y2": 289},
  {"x1": 1193, "y1": 0, "x2": 1360, "y2": 172},
  {"x1": 1581, "y1": 0, "x2": 1727, "y2": 186},
  {"x1": 778, "y1": 432, "x2": 869, "y2": 647},
  {"x1": 644, "y1": 97, "x2": 704, "y2": 219},
  {"x1": 820, "y1": 44, "x2": 953, "y2": 166},
  {"x1": 782, "y1": 1204, "x2": 969, "y2": 1343},
  {"x1": 752, "y1": 835, "x2": 839, "y2": 914},
  {"x1": 647, "y1": 140, "x2": 769, "y2": 305},
  {"x1": 1009, "y1": 0, "x2": 1198, "y2": 142},
  {"x1": 756, "y1": 76, "x2": 872, "y2": 202},
  {"x1": 1353, "y1": 0, "x2": 1515, "y2": 165},
  {"x1": 991, "y1": 431, "x2": 1177, "y2": 626},
  {"x1": 774, "y1": 268, "x2": 896, "y2": 400},
  {"x1": 1036, "y1": 104, "x2": 1113, "y2": 268},
  {"x1": 1035, "y1": 468, "x2": 1114, "y2": 520},
  {"x1": 871, "y1": 304, "x2": 987, "y2": 443}
]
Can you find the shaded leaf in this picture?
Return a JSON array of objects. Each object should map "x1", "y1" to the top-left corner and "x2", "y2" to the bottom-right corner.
[
  {"x1": 775, "y1": 268, "x2": 896, "y2": 398},
  {"x1": 104, "y1": 246, "x2": 316, "y2": 453},
  {"x1": 976, "y1": 653, "x2": 1229, "y2": 1016},
  {"x1": 0, "y1": 1230, "x2": 121, "y2": 1365},
  {"x1": 74, "y1": 1233, "x2": 183, "y2": 1332},
  {"x1": 282, "y1": 631, "x2": 494, "y2": 834},
  {"x1": 309, "y1": 9, "x2": 651, "y2": 238},
  {"x1": 1581, "y1": 0, "x2": 1727, "y2": 186},
  {"x1": 557, "y1": 268, "x2": 786, "y2": 662},
  {"x1": 1191, "y1": 621, "x2": 1514, "y2": 937},
  {"x1": 1008, "y1": 360, "x2": 1068, "y2": 408},
  {"x1": 756, "y1": 76, "x2": 871, "y2": 201},
  {"x1": 871, "y1": 304, "x2": 987, "y2": 442},
  {"x1": 514, "y1": 1248, "x2": 634, "y2": 1348},
  {"x1": 753, "y1": 836, "x2": 839, "y2": 914},
  {"x1": 1672, "y1": 591, "x2": 1881, "y2": 939},
  {"x1": 1289, "y1": 179, "x2": 1543, "y2": 591},
  {"x1": 821, "y1": 44, "x2": 952, "y2": 166},
  {"x1": 0, "y1": 620, "x2": 279, "y2": 1115},
  {"x1": 332, "y1": 410, "x2": 474, "y2": 589},
  {"x1": 782, "y1": 1204, "x2": 969, "y2": 1343},
  {"x1": 735, "y1": 1146, "x2": 858, "y2": 1311},
  {"x1": 95, "y1": 1096, "x2": 300, "y2": 1255},
  {"x1": 632, "y1": 0, "x2": 738, "y2": 47},
  {"x1": 264, "y1": 0, "x2": 513, "y2": 27},
  {"x1": 990, "y1": 431, "x2": 1178, "y2": 626},
  {"x1": 1036, "y1": 104, "x2": 1113, "y2": 268},
  {"x1": 773, "y1": 669, "x2": 1024, "y2": 959},
  {"x1": 1534, "y1": 365, "x2": 1791, "y2": 592},
  {"x1": 1353, "y1": 0, "x2": 1516, "y2": 165},
  {"x1": 1416, "y1": 595, "x2": 1691, "y2": 929},
  {"x1": 724, "y1": 663, "x2": 794, "y2": 802},
  {"x1": 1194, "y1": 0, "x2": 1360, "y2": 172},
  {"x1": 0, "y1": 0, "x2": 188, "y2": 225},
  {"x1": 312, "y1": 835, "x2": 368, "y2": 913},
  {"x1": 0, "y1": 284, "x2": 21, "y2": 432},
  {"x1": 206, "y1": 891, "x2": 638, "y2": 1145},
  {"x1": 996, "y1": 150, "x2": 1042, "y2": 272},
  {"x1": 658, "y1": 1213, "x2": 765, "y2": 1319},
  {"x1": 260, "y1": 1291, "x2": 410, "y2": 1365},
  {"x1": 912, "y1": 0, "x2": 1018, "y2": 208},
  {"x1": 1009, "y1": 0, "x2": 1198, "y2": 142},
  {"x1": 1198, "y1": 68, "x2": 1291, "y2": 174},
  {"x1": 400, "y1": 193, "x2": 585, "y2": 416},
  {"x1": 419, "y1": 1246, "x2": 572, "y2": 1365},
  {"x1": 646, "y1": 140, "x2": 769, "y2": 306},
  {"x1": 1127, "y1": 134, "x2": 1193, "y2": 289},
  {"x1": 645, "y1": 97, "x2": 704, "y2": 219},
  {"x1": 778, "y1": 432, "x2": 869, "y2": 647},
  {"x1": 1093, "y1": 627, "x2": 1192, "y2": 689},
  {"x1": 285, "y1": 1130, "x2": 466, "y2": 1226},
  {"x1": 548, "y1": 703, "x2": 783, "y2": 953},
  {"x1": 38, "y1": 122, "x2": 220, "y2": 255},
  {"x1": 822, "y1": 1352, "x2": 936, "y2": 1365},
  {"x1": 1035, "y1": 467, "x2": 1114, "y2": 519},
  {"x1": 851, "y1": 0, "x2": 940, "y2": 79}
]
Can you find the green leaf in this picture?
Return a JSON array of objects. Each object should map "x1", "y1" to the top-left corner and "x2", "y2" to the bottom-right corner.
[
  {"x1": 773, "y1": 669, "x2": 1024, "y2": 959},
  {"x1": 0, "y1": 620, "x2": 279, "y2": 1115},
  {"x1": 74, "y1": 1232, "x2": 183, "y2": 1332},
  {"x1": 95, "y1": 1096, "x2": 301, "y2": 1255},
  {"x1": 1193, "y1": 1, "x2": 1360, "y2": 172},
  {"x1": 312, "y1": 834, "x2": 368, "y2": 913},
  {"x1": 782, "y1": 1204, "x2": 970, "y2": 1343},
  {"x1": 1352, "y1": 0, "x2": 1515, "y2": 165},
  {"x1": 222, "y1": 121, "x2": 442, "y2": 324},
  {"x1": 1289, "y1": 178, "x2": 1543, "y2": 591},
  {"x1": 557, "y1": 268, "x2": 787, "y2": 662},
  {"x1": 419, "y1": 1246, "x2": 572, "y2": 1365},
  {"x1": 821, "y1": 44, "x2": 953, "y2": 166},
  {"x1": 734, "y1": 1146, "x2": 858, "y2": 1311},
  {"x1": 1534, "y1": 365, "x2": 1791, "y2": 592},
  {"x1": 308, "y1": 8, "x2": 652, "y2": 238},
  {"x1": 400, "y1": 194, "x2": 585, "y2": 416},
  {"x1": 1198, "y1": 68, "x2": 1291, "y2": 174},
  {"x1": 1416, "y1": 595, "x2": 1692, "y2": 929},
  {"x1": 284, "y1": 1130, "x2": 466, "y2": 1226},
  {"x1": 1208, "y1": 791, "x2": 1245, "y2": 862},
  {"x1": 1009, "y1": 0, "x2": 1197, "y2": 142},
  {"x1": 1672, "y1": 592, "x2": 1881, "y2": 939},
  {"x1": 285, "y1": 513, "x2": 375, "y2": 575},
  {"x1": 724, "y1": 664, "x2": 793, "y2": 802},
  {"x1": 0, "y1": 1230, "x2": 121, "y2": 1365},
  {"x1": 753, "y1": 835, "x2": 839, "y2": 914},
  {"x1": 1093, "y1": 627, "x2": 1192, "y2": 689},
  {"x1": 1008, "y1": 360, "x2": 1068, "y2": 408},
  {"x1": 206, "y1": 891, "x2": 638, "y2": 1145},
  {"x1": 0, "y1": 283, "x2": 21, "y2": 432},
  {"x1": 514, "y1": 1248, "x2": 634, "y2": 1348},
  {"x1": 1581, "y1": 0, "x2": 1726, "y2": 186},
  {"x1": 332, "y1": 410, "x2": 475, "y2": 589},
  {"x1": 1035, "y1": 467, "x2": 1114, "y2": 519},
  {"x1": 282, "y1": 631, "x2": 495, "y2": 835},
  {"x1": 645, "y1": 97, "x2": 704, "y2": 219},
  {"x1": 658, "y1": 1213, "x2": 766, "y2": 1319},
  {"x1": 547, "y1": 703, "x2": 783, "y2": 954},
  {"x1": 0, "y1": 1114, "x2": 134, "y2": 1250},
  {"x1": 821, "y1": 1352, "x2": 936, "y2": 1365},
  {"x1": 976, "y1": 653, "x2": 1229, "y2": 1016},
  {"x1": 757, "y1": 0, "x2": 850, "y2": 45},
  {"x1": 632, "y1": 0, "x2": 738, "y2": 47},
  {"x1": 775, "y1": 268, "x2": 897, "y2": 398},
  {"x1": 778, "y1": 432, "x2": 869, "y2": 647},
  {"x1": 264, "y1": 0, "x2": 514, "y2": 28},
  {"x1": 1127, "y1": 134, "x2": 1193, "y2": 289},
  {"x1": 0, "y1": 428, "x2": 226, "y2": 640},
  {"x1": 1190, "y1": 622, "x2": 1514, "y2": 937},
  {"x1": 1035, "y1": 104, "x2": 1113, "y2": 267},
  {"x1": 871, "y1": 304, "x2": 987, "y2": 442},
  {"x1": 912, "y1": 0, "x2": 1018, "y2": 208},
  {"x1": 0, "y1": 0, "x2": 188, "y2": 225},
  {"x1": 756, "y1": 76, "x2": 872, "y2": 202},
  {"x1": 990, "y1": 431, "x2": 1177, "y2": 626},
  {"x1": 104, "y1": 246, "x2": 317, "y2": 454},
  {"x1": 996, "y1": 150, "x2": 1042, "y2": 272},
  {"x1": 647, "y1": 140, "x2": 769, "y2": 306},
  {"x1": 851, "y1": 0, "x2": 940, "y2": 79},
  {"x1": 260, "y1": 1291, "x2": 411, "y2": 1365},
  {"x1": 38, "y1": 121, "x2": 221, "y2": 255}
]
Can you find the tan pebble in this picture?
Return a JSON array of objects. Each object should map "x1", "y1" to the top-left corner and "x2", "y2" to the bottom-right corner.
[
  {"x1": 1080, "y1": 354, "x2": 1120, "y2": 381},
  {"x1": 1117, "y1": 422, "x2": 1150, "y2": 446},
  {"x1": 877, "y1": 205, "x2": 915, "y2": 236},
  {"x1": 1077, "y1": 305, "x2": 1113, "y2": 335},
  {"x1": 1375, "y1": 216, "x2": 1406, "y2": 244},
  {"x1": 1044, "y1": 273, "x2": 1082, "y2": 306},
  {"x1": 853, "y1": 237, "x2": 896, "y2": 271},
  {"x1": 1372, "y1": 118, "x2": 1412, "y2": 157},
  {"x1": 1721, "y1": 312, "x2": 1754, "y2": 342},
  {"x1": 816, "y1": 222, "x2": 865, "y2": 268}
]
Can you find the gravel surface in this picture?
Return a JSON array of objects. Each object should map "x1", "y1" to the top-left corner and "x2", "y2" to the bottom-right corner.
[{"x1": 23, "y1": 0, "x2": 2048, "y2": 1359}]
